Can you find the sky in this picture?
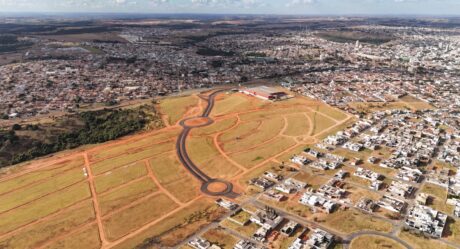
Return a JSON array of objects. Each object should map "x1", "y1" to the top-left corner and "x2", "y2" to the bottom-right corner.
[{"x1": 0, "y1": 0, "x2": 459, "y2": 16}]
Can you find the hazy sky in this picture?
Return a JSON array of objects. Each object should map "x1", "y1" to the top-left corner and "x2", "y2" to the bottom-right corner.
[{"x1": 0, "y1": 0, "x2": 459, "y2": 15}]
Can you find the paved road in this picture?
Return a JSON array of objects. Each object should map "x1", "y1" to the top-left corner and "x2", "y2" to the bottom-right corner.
[
  {"x1": 343, "y1": 231, "x2": 413, "y2": 249},
  {"x1": 176, "y1": 89, "x2": 238, "y2": 198}
]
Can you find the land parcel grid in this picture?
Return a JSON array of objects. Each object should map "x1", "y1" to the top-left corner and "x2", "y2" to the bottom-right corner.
[
  {"x1": 205, "y1": 91, "x2": 350, "y2": 170},
  {"x1": 0, "y1": 88, "x2": 352, "y2": 249}
]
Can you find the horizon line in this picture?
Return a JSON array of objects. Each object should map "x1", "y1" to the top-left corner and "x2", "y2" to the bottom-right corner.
[{"x1": 1, "y1": 11, "x2": 460, "y2": 18}]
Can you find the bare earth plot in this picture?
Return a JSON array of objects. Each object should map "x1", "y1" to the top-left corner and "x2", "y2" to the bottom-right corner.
[{"x1": 0, "y1": 89, "x2": 355, "y2": 249}]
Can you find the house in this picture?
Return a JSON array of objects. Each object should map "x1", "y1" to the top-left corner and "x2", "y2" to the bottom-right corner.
[
  {"x1": 368, "y1": 156, "x2": 379, "y2": 164},
  {"x1": 250, "y1": 207, "x2": 284, "y2": 231},
  {"x1": 250, "y1": 177, "x2": 275, "y2": 190},
  {"x1": 316, "y1": 183, "x2": 346, "y2": 199},
  {"x1": 288, "y1": 228, "x2": 334, "y2": 249},
  {"x1": 324, "y1": 133, "x2": 348, "y2": 146},
  {"x1": 291, "y1": 155, "x2": 311, "y2": 166},
  {"x1": 189, "y1": 238, "x2": 221, "y2": 249},
  {"x1": 354, "y1": 167, "x2": 382, "y2": 181},
  {"x1": 387, "y1": 181, "x2": 415, "y2": 198},
  {"x1": 216, "y1": 198, "x2": 238, "y2": 210},
  {"x1": 288, "y1": 229, "x2": 309, "y2": 249},
  {"x1": 311, "y1": 159, "x2": 341, "y2": 170},
  {"x1": 370, "y1": 180, "x2": 383, "y2": 191},
  {"x1": 275, "y1": 178, "x2": 307, "y2": 194},
  {"x1": 405, "y1": 205, "x2": 448, "y2": 238},
  {"x1": 304, "y1": 148, "x2": 323, "y2": 158},
  {"x1": 299, "y1": 192, "x2": 337, "y2": 213},
  {"x1": 416, "y1": 193, "x2": 430, "y2": 205},
  {"x1": 447, "y1": 198, "x2": 460, "y2": 218},
  {"x1": 396, "y1": 167, "x2": 423, "y2": 183},
  {"x1": 356, "y1": 198, "x2": 377, "y2": 212},
  {"x1": 253, "y1": 227, "x2": 270, "y2": 242},
  {"x1": 280, "y1": 220, "x2": 299, "y2": 236},
  {"x1": 305, "y1": 229, "x2": 334, "y2": 249},
  {"x1": 377, "y1": 195, "x2": 407, "y2": 213},
  {"x1": 264, "y1": 171, "x2": 283, "y2": 182},
  {"x1": 263, "y1": 190, "x2": 286, "y2": 202},
  {"x1": 343, "y1": 141, "x2": 363, "y2": 152},
  {"x1": 234, "y1": 240, "x2": 264, "y2": 249},
  {"x1": 425, "y1": 170, "x2": 450, "y2": 188},
  {"x1": 334, "y1": 170, "x2": 347, "y2": 179}
]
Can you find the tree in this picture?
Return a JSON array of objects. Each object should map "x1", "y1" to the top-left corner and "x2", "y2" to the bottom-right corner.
[{"x1": 11, "y1": 124, "x2": 21, "y2": 131}]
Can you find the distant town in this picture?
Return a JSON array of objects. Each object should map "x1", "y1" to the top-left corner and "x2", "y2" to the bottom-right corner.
[{"x1": 0, "y1": 15, "x2": 460, "y2": 249}]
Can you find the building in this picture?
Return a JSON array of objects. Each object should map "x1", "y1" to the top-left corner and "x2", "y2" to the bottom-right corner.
[
  {"x1": 280, "y1": 220, "x2": 299, "y2": 236},
  {"x1": 241, "y1": 86, "x2": 288, "y2": 101},
  {"x1": 305, "y1": 229, "x2": 334, "y2": 249},
  {"x1": 291, "y1": 155, "x2": 311, "y2": 166},
  {"x1": 299, "y1": 192, "x2": 337, "y2": 213},
  {"x1": 250, "y1": 207, "x2": 284, "y2": 231},
  {"x1": 377, "y1": 195, "x2": 407, "y2": 213},
  {"x1": 416, "y1": 193, "x2": 430, "y2": 205},
  {"x1": 356, "y1": 198, "x2": 377, "y2": 212},
  {"x1": 387, "y1": 181, "x2": 416, "y2": 198},
  {"x1": 234, "y1": 240, "x2": 264, "y2": 249},
  {"x1": 263, "y1": 190, "x2": 286, "y2": 202},
  {"x1": 189, "y1": 237, "x2": 221, "y2": 249},
  {"x1": 275, "y1": 178, "x2": 307, "y2": 194},
  {"x1": 405, "y1": 205, "x2": 448, "y2": 238},
  {"x1": 354, "y1": 167, "x2": 382, "y2": 181},
  {"x1": 216, "y1": 198, "x2": 239, "y2": 210},
  {"x1": 250, "y1": 177, "x2": 275, "y2": 190}
]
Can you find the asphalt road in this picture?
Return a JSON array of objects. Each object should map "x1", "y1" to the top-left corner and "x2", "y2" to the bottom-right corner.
[
  {"x1": 176, "y1": 89, "x2": 238, "y2": 198},
  {"x1": 344, "y1": 231, "x2": 413, "y2": 249}
]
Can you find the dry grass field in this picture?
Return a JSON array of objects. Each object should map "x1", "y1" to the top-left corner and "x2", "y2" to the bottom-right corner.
[
  {"x1": 312, "y1": 209, "x2": 393, "y2": 234},
  {"x1": 202, "y1": 227, "x2": 238, "y2": 249},
  {"x1": 399, "y1": 95, "x2": 434, "y2": 110},
  {"x1": 399, "y1": 230, "x2": 456, "y2": 249},
  {"x1": 0, "y1": 89, "x2": 354, "y2": 249},
  {"x1": 158, "y1": 95, "x2": 200, "y2": 125},
  {"x1": 419, "y1": 183, "x2": 453, "y2": 214},
  {"x1": 350, "y1": 235, "x2": 405, "y2": 249}
]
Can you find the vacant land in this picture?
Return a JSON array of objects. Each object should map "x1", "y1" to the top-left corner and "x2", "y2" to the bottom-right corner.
[
  {"x1": 220, "y1": 117, "x2": 284, "y2": 153},
  {"x1": 0, "y1": 89, "x2": 352, "y2": 249},
  {"x1": 350, "y1": 235, "x2": 405, "y2": 249},
  {"x1": 158, "y1": 95, "x2": 200, "y2": 125},
  {"x1": 98, "y1": 177, "x2": 158, "y2": 215},
  {"x1": 202, "y1": 227, "x2": 238, "y2": 249},
  {"x1": 284, "y1": 113, "x2": 312, "y2": 136},
  {"x1": 187, "y1": 136, "x2": 241, "y2": 178},
  {"x1": 149, "y1": 152, "x2": 201, "y2": 203},
  {"x1": 94, "y1": 161, "x2": 147, "y2": 193},
  {"x1": 399, "y1": 95, "x2": 434, "y2": 110},
  {"x1": 111, "y1": 199, "x2": 224, "y2": 249},
  {"x1": 399, "y1": 230, "x2": 456, "y2": 249},
  {"x1": 315, "y1": 209, "x2": 393, "y2": 234},
  {"x1": 103, "y1": 193, "x2": 178, "y2": 241},
  {"x1": 420, "y1": 183, "x2": 452, "y2": 213}
]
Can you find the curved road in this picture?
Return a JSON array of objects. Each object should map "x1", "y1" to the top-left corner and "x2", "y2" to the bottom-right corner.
[
  {"x1": 176, "y1": 89, "x2": 239, "y2": 198},
  {"x1": 344, "y1": 231, "x2": 413, "y2": 249}
]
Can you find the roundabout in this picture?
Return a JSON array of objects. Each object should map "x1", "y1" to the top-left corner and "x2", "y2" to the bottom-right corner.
[{"x1": 200, "y1": 179, "x2": 235, "y2": 197}]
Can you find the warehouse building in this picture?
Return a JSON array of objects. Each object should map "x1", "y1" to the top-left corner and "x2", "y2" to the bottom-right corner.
[{"x1": 241, "y1": 86, "x2": 288, "y2": 101}]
